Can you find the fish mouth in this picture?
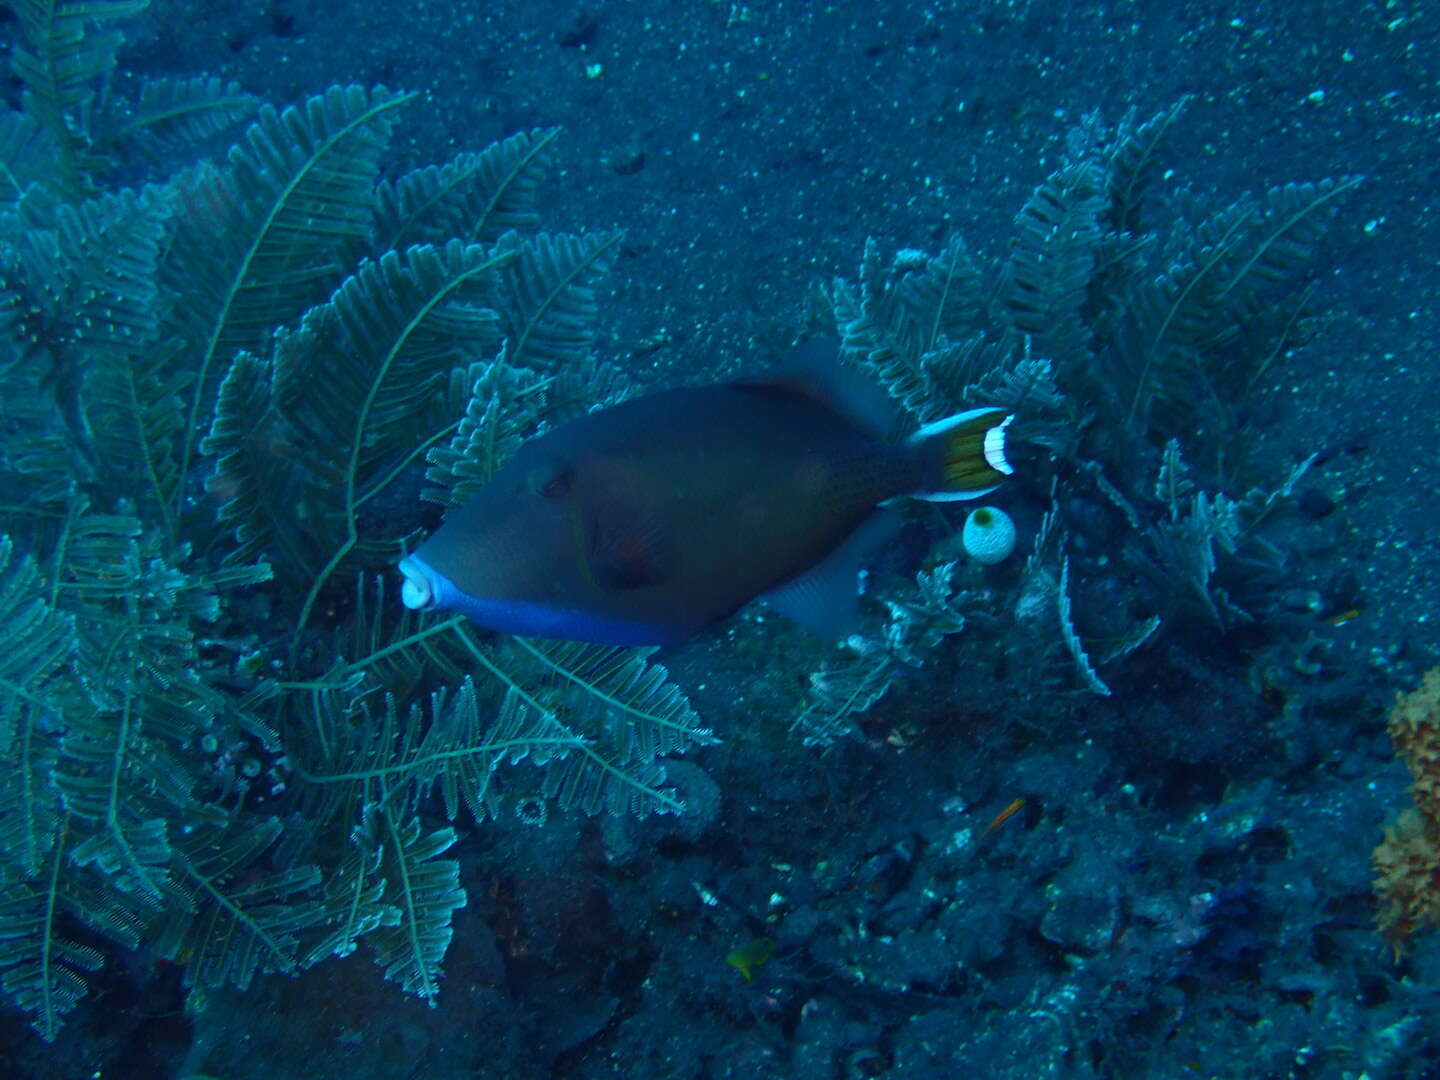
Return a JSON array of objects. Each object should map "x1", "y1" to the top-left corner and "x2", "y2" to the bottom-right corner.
[{"x1": 398, "y1": 555, "x2": 438, "y2": 610}]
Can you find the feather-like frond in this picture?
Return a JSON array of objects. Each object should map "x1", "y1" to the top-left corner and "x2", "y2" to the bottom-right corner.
[
  {"x1": 0, "y1": 111, "x2": 60, "y2": 212},
  {"x1": 288, "y1": 675, "x2": 584, "y2": 828},
  {"x1": 10, "y1": 0, "x2": 150, "y2": 198},
  {"x1": 376, "y1": 126, "x2": 561, "y2": 251},
  {"x1": 791, "y1": 655, "x2": 895, "y2": 750},
  {"x1": 1058, "y1": 558, "x2": 1112, "y2": 696},
  {"x1": 208, "y1": 239, "x2": 509, "y2": 606},
  {"x1": 847, "y1": 235, "x2": 988, "y2": 360},
  {"x1": 0, "y1": 53, "x2": 723, "y2": 1030},
  {"x1": 0, "y1": 187, "x2": 170, "y2": 473},
  {"x1": 418, "y1": 681, "x2": 584, "y2": 822},
  {"x1": 86, "y1": 335, "x2": 189, "y2": 545},
  {"x1": 829, "y1": 236, "x2": 988, "y2": 424},
  {"x1": 0, "y1": 539, "x2": 70, "y2": 883},
  {"x1": 54, "y1": 697, "x2": 179, "y2": 900},
  {"x1": 0, "y1": 260, "x2": 77, "y2": 507},
  {"x1": 201, "y1": 351, "x2": 313, "y2": 572},
  {"x1": 299, "y1": 822, "x2": 394, "y2": 967},
  {"x1": 505, "y1": 637, "x2": 714, "y2": 817},
  {"x1": 1115, "y1": 176, "x2": 1360, "y2": 432},
  {"x1": 0, "y1": 736, "x2": 60, "y2": 883},
  {"x1": 1219, "y1": 177, "x2": 1363, "y2": 301},
  {"x1": 494, "y1": 230, "x2": 622, "y2": 370},
  {"x1": 511, "y1": 638, "x2": 714, "y2": 760},
  {"x1": 1103, "y1": 98, "x2": 1189, "y2": 233},
  {"x1": 1003, "y1": 157, "x2": 1106, "y2": 370},
  {"x1": 275, "y1": 241, "x2": 508, "y2": 523},
  {"x1": 422, "y1": 358, "x2": 553, "y2": 509},
  {"x1": 338, "y1": 608, "x2": 712, "y2": 819},
  {"x1": 164, "y1": 85, "x2": 415, "y2": 515},
  {"x1": 98, "y1": 76, "x2": 260, "y2": 167},
  {"x1": 271, "y1": 241, "x2": 509, "y2": 627},
  {"x1": 48, "y1": 507, "x2": 269, "y2": 869},
  {"x1": 543, "y1": 352, "x2": 636, "y2": 424},
  {"x1": 353, "y1": 805, "x2": 463, "y2": 1004},
  {"x1": 0, "y1": 828, "x2": 106, "y2": 1041},
  {"x1": 1155, "y1": 438, "x2": 1196, "y2": 517},
  {"x1": 151, "y1": 817, "x2": 323, "y2": 992},
  {"x1": 0, "y1": 537, "x2": 73, "y2": 744},
  {"x1": 919, "y1": 332, "x2": 1008, "y2": 408}
]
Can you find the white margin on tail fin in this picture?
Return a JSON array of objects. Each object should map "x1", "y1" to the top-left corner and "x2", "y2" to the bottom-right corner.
[
  {"x1": 907, "y1": 407, "x2": 1014, "y2": 502},
  {"x1": 986, "y1": 414, "x2": 1014, "y2": 475},
  {"x1": 910, "y1": 407, "x2": 1014, "y2": 474}
]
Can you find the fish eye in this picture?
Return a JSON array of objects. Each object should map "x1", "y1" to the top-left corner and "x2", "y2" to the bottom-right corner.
[{"x1": 532, "y1": 463, "x2": 574, "y2": 499}]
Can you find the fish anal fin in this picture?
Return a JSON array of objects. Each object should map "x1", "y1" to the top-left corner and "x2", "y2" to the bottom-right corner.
[{"x1": 761, "y1": 510, "x2": 900, "y2": 637}]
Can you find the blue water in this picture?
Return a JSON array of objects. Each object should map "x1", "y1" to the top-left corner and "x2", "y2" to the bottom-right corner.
[{"x1": 1, "y1": 1, "x2": 1437, "y2": 1077}]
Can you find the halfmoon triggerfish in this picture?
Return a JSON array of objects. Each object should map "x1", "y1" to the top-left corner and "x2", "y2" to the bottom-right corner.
[{"x1": 398, "y1": 341, "x2": 1013, "y2": 646}]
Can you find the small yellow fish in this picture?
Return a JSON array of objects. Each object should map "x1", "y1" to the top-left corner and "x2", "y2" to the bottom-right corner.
[{"x1": 726, "y1": 937, "x2": 774, "y2": 981}]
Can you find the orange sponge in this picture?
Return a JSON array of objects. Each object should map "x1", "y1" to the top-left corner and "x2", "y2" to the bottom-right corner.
[{"x1": 1374, "y1": 669, "x2": 1440, "y2": 953}]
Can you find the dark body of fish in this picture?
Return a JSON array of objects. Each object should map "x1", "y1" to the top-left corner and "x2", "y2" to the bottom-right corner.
[{"x1": 399, "y1": 345, "x2": 1011, "y2": 645}]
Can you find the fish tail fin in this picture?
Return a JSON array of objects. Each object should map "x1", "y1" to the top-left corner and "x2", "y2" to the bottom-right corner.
[{"x1": 907, "y1": 408, "x2": 1013, "y2": 501}]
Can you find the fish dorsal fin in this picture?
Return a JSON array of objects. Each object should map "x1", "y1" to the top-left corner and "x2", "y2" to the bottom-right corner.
[
  {"x1": 761, "y1": 510, "x2": 901, "y2": 637},
  {"x1": 733, "y1": 338, "x2": 897, "y2": 438}
]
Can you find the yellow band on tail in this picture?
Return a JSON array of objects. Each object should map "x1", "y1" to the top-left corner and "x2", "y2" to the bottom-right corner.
[{"x1": 909, "y1": 407, "x2": 1013, "y2": 501}]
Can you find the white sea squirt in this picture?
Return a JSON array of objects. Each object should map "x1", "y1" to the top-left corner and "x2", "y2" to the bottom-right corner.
[{"x1": 961, "y1": 506, "x2": 1016, "y2": 565}]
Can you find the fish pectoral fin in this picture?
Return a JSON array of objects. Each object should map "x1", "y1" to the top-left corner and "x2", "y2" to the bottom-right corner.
[
  {"x1": 761, "y1": 510, "x2": 900, "y2": 637},
  {"x1": 587, "y1": 505, "x2": 675, "y2": 590}
]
